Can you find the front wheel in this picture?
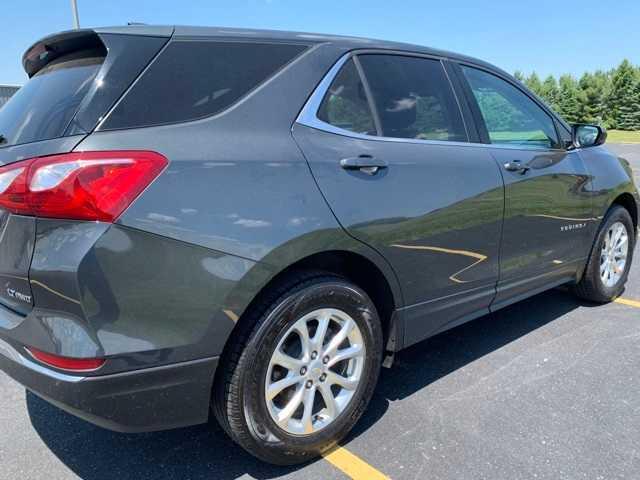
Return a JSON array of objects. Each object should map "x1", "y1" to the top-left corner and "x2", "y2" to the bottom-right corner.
[
  {"x1": 213, "y1": 273, "x2": 383, "y2": 465},
  {"x1": 573, "y1": 205, "x2": 636, "y2": 302}
]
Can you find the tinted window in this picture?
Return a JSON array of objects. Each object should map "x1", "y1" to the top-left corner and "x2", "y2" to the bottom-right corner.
[
  {"x1": 317, "y1": 59, "x2": 376, "y2": 135},
  {"x1": 358, "y1": 55, "x2": 466, "y2": 141},
  {"x1": 0, "y1": 55, "x2": 103, "y2": 148},
  {"x1": 103, "y1": 41, "x2": 307, "y2": 129},
  {"x1": 462, "y1": 66, "x2": 559, "y2": 148}
]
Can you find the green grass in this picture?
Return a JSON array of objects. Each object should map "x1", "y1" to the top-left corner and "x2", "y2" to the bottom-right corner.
[{"x1": 607, "y1": 130, "x2": 640, "y2": 144}]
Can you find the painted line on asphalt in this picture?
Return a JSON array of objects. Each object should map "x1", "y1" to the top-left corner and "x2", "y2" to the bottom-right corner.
[
  {"x1": 614, "y1": 297, "x2": 640, "y2": 308},
  {"x1": 323, "y1": 446, "x2": 390, "y2": 479}
]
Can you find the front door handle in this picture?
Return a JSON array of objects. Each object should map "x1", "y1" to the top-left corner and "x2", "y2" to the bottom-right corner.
[
  {"x1": 340, "y1": 155, "x2": 388, "y2": 175},
  {"x1": 503, "y1": 160, "x2": 530, "y2": 174}
]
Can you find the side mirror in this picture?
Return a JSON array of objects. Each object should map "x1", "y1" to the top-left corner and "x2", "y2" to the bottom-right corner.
[{"x1": 572, "y1": 124, "x2": 607, "y2": 148}]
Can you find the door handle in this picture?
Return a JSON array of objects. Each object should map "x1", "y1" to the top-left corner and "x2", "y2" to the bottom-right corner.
[
  {"x1": 503, "y1": 160, "x2": 530, "y2": 174},
  {"x1": 340, "y1": 155, "x2": 388, "y2": 175}
]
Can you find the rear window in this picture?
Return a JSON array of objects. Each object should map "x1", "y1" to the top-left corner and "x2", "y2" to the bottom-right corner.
[
  {"x1": 0, "y1": 53, "x2": 104, "y2": 148},
  {"x1": 101, "y1": 41, "x2": 308, "y2": 130},
  {"x1": 358, "y1": 54, "x2": 467, "y2": 142}
]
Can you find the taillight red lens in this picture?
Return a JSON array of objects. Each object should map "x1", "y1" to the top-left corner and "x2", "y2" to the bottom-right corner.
[
  {"x1": 27, "y1": 347, "x2": 106, "y2": 372},
  {"x1": 0, "y1": 151, "x2": 167, "y2": 222}
]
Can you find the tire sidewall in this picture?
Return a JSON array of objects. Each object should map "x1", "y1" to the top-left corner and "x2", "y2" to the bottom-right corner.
[{"x1": 238, "y1": 280, "x2": 383, "y2": 459}]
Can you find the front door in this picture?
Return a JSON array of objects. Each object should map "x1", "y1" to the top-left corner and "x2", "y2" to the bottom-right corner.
[
  {"x1": 458, "y1": 65, "x2": 594, "y2": 308},
  {"x1": 293, "y1": 53, "x2": 505, "y2": 345}
]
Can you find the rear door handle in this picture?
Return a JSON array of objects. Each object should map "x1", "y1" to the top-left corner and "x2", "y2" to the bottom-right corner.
[
  {"x1": 340, "y1": 155, "x2": 388, "y2": 175},
  {"x1": 503, "y1": 160, "x2": 530, "y2": 174}
]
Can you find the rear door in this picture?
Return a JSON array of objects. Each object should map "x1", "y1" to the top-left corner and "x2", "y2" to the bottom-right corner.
[
  {"x1": 293, "y1": 53, "x2": 505, "y2": 346},
  {"x1": 456, "y1": 64, "x2": 594, "y2": 308}
]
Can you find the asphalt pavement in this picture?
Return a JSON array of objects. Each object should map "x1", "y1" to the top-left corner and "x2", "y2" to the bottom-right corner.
[{"x1": 1, "y1": 143, "x2": 639, "y2": 480}]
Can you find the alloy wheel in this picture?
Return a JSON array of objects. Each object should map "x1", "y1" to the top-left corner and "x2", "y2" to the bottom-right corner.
[
  {"x1": 600, "y1": 221, "x2": 629, "y2": 288},
  {"x1": 264, "y1": 308, "x2": 366, "y2": 435}
]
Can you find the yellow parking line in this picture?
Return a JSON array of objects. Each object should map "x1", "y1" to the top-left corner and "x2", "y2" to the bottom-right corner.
[
  {"x1": 323, "y1": 446, "x2": 390, "y2": 479},
  {"x1": 614, "y1": 297, "x2": 640, "y2": 308}
]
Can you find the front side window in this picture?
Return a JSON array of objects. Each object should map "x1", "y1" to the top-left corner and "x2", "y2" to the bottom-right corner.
[
  {"x1": 358, "y1": 54, "x2": 467, "y2": 141},
  {"x1": 461, "y1": 66, "x2": 559, "y2": 149},
  {"x1": 317, "y1": 59, "x2": 377, "y2": 135}
]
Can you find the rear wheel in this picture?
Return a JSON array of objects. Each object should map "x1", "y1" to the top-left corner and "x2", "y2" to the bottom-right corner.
[
  {"x1": 573, "y1": 205, "x2": 635, "y2": 302},
  {"x1": 213, "y1": 272, "x2": 383, "y2": 465}
]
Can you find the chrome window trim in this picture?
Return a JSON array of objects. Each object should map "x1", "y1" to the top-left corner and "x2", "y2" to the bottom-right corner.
[
  {"x1": 295, "y1": 50, "x2": 569, "y2": 153},
  {"x1": 296, "y1": 51, "x2": 354, "y2": 136}
]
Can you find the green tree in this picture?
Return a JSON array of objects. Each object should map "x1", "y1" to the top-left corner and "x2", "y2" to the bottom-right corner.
[
  {"x1": 556, "y1": 74, "x2": 582, "y2": 123},
  {"x1": 524, "y1": 72, "x2": 543, "y2": 97},
  {"x1": 578, "y1": 71, "x2": 608, "y2": 124},
  {"x1": 606, "y1": 59, "x2": 638, "y2": 129},
  {"x1": 540, "y1": 75, "x2": 561, "y2": 112},
  {"x1": 514, "y1": 70, "x2": 525, "y2": 82},
  {"x1": 618, "y1": 78, "x2": 640, "y2": 130}
]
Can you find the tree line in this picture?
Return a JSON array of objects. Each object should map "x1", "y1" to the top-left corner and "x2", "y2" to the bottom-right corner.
[{"x1": 514, "y1": 59, "x2": 640, "y2": 130}]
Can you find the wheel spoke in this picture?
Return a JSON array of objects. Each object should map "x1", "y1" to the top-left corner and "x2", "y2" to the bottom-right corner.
[
  {"x1": 267, "y1": 374, "x2": 302, "y2": 401},
  {"x1": 294, "y1": 321, "x2": 312, "y2": 360},
  {"x1": 615, "y1": 235, "x2": 628, "y2": 254},
  {"x1": 327, "y1": 344, "x2": 363, "y2": 368},
  {"x1": 326, "y1": 371, "x2": 358, "y2": 390},
  {"x1": 276, "y1": 385, "x2": 305, "y2": 426},
  {"x1": 611, "y1": 226, "x2": 621, "y2": 246},
  {"x1": 324, "y1": 318, "x2": 355, "y2": 357},
  {"x1": 301, "y1": 385, "x2": 317, "y2": 434},
  {"x1": 318, "y1": 382, "x2": 338, "y2": 419},
  {"x1": 272, "y1": 349, "x2": 304, "y2": 371},
  {"x1": 312, "y1": 311, "x2": 331, "y2": 351}
]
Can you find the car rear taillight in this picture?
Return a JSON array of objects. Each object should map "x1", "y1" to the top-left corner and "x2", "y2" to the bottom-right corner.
[
  {"x1": 27, "y1": 347, "x2": 106, "y2": 372},
  {"x1": 0, "y1": 151, "x2": 167, "y2": 222}
]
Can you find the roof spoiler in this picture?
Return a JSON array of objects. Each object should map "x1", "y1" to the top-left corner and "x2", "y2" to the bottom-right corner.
[
  {"x1": 22, "y1": 29, "x2": 104, "y2": 78},
  {"x1": 22, "y1": 26, "x2": 174, "y2": 78}
]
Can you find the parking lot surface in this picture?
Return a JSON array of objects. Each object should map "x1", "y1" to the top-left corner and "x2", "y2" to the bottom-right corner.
[{"x1": 1, "y1": 143, "x2": 639, "y2": 480}]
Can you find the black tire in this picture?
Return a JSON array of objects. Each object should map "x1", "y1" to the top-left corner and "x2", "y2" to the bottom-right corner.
[
  {"x1": 572, "y1": 205, "x2": 636, "y2": 303},
  {"x1": 212, "y1": 271, "x2": 383, "y2": 465}
]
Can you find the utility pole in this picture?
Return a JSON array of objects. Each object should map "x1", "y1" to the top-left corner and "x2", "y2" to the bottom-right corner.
[{"x1": 71, "y1": 0, "x2": 80, "y2": 29}]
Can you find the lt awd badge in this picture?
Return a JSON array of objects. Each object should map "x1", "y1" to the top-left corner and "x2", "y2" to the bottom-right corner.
[{"x1": 7, "y1": 288, "x2": 31, "y2": 304}]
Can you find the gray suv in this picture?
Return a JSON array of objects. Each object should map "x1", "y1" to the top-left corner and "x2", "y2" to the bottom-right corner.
[{"x1": 0, "y1": 25, "x2": 637, "y2": 465}]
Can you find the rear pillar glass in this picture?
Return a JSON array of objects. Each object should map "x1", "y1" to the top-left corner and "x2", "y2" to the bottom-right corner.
[{"x1": 101, "y1": 41, "x2": 309, "y2": 130}]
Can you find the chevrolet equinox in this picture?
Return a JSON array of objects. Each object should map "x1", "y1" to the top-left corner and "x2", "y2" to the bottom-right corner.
[{"x1": 0, "y1": 25, "x2": 638, "y2": 465}]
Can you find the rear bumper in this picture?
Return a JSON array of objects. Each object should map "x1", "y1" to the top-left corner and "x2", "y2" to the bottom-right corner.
[{"x1": 0, "y1": 337, "x2": 218, "y2": 433}]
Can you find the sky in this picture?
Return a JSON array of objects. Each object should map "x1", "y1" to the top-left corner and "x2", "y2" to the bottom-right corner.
[{"x1": 1, "y1": 0, "x2": 639, "y2": 85}]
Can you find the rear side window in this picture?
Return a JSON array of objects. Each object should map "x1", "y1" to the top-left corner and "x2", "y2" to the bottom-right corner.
[
  {"x1": 0, "y1": 54, "x2": 104, "y2": 148},
  {"x1": 317, "y1": 59, "x2": 377, "y2": 135},
  {"x1": 358, "y1": 55, "x2": 467, "y2": 141},
  {"x1": 102, "y1": 41, "x2": 308, "y2": 130},
  {"x1": 461, "y1": 66, "x2": 559, "y2": 149}
]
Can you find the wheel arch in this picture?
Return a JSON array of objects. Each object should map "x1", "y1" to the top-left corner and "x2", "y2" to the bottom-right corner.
[
  {"x1": 611, "y1": 192, "x2": 638, "y2": 231},
  {"x1": 227, "y1": 248, "x2": 404, "y2": 357}
]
